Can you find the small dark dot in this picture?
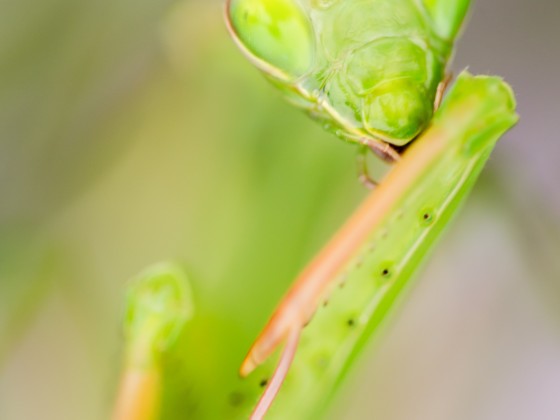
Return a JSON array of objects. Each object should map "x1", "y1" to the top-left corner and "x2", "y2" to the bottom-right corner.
[
  {"x1": 347, "y1": 318, "x2": 355, "y2": 327},
  {"x1": 259, "y1": 379, "x2": 268, "y2": 388},
  {"x1": 420, "y1": 208, "x2": 435, "y2": 225},
  {"x1": 323, "y1": 300, "x2": 329, "y2": 307},
  {"x1": 375, "y1": 262, "x2": 395, "y2": 281},
  {"x1": 314, "y1": 353, "x2": 330, "y2": 369},
  {"x1": 423, "y1": 214, "x2": 433, "y2": 224},
  {"x1": 229, "y1": 392, "x2": 245, "y2": 407}
]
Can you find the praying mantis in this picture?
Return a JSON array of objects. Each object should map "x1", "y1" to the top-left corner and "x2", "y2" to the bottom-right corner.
[{"x1": 225, "y1": 0, "x2": 518, "y2": 418}]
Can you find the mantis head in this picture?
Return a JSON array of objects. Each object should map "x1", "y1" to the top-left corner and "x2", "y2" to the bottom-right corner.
[{"x1": 226, "y1": 0, "x2": 470, "y2": 147}]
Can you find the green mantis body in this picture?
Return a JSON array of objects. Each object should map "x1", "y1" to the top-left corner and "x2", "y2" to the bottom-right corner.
[
  {"x1": 239, "y1": 73, "x2": 518, "y2": 419},
  {"x1": 224, "y1": 0, "x2": 518, "y2": 418},
  {"x1": 226, "y1": 0, "x2": 470, "y2": 159}
]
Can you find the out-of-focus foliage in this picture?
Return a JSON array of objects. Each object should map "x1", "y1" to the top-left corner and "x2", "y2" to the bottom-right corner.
[{"x1": 1, "y1": 1, "x2": 559, "y2": 420}]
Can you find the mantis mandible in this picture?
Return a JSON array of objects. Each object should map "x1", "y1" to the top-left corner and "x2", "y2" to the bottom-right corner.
[{"x1": 225, "y1": 1, "x2": 518, "y2": 419}]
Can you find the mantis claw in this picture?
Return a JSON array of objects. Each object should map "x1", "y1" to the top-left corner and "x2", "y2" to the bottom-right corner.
[
  {"x1": 248, "y1": 328, "x2": 302, "y2": 420},
  {"x1": 356, "y1": 146, "x2": 378, "y2": 190},
  {"x1": 358, "y1": 137, "x2": 401, "y2": 163},
  {"x1": 356, "y1": 142, "x2": 401, "y2": 189},
  {"x1": 435, "y1": 73, "x2": 453, "y2": 110},
  {"x1": 240, "y1": 305, "x2": 301, "y2": 377}
]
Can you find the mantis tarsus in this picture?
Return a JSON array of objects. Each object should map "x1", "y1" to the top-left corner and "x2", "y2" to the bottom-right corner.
[{"x1": 225, "y1": 1, "x2": 518, "y2": 418}]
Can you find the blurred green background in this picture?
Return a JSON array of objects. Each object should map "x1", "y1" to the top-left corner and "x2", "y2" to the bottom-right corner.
[{"x1": 0, "y1": 0, "x2": 559, "y2": 419}]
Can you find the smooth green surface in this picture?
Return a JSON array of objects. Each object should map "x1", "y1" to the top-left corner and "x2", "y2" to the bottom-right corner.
[
  {"x1": 227, "y1": 0, "x2": 471, "y2": 145},
  {"x1": 421, "y1": 0, "x2": 471, "y2": 40}
]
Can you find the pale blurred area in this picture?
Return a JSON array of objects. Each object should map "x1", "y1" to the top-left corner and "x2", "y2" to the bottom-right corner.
[{"x1": 0, "y1": 0, "x2": 559, "y2": 419}]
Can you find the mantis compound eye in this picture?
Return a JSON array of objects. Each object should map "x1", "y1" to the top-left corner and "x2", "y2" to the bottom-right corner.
[
  {"x1": 363, "y1": 79, "x2": 432, "y2": 146},
  {"x1": 226, "y1": 0, "x2": 314, "y2": 81}
]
